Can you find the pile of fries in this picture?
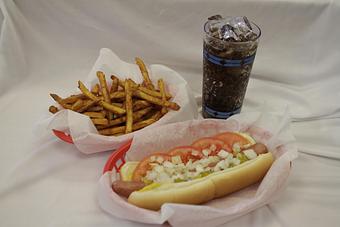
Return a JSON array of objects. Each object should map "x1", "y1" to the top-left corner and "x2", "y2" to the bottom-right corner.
[{"x1": 49, "y1": 57, "x2": 180, "y2": 136}]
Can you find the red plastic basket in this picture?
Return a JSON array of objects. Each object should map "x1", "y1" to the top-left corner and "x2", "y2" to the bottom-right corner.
[
  {"x1": 53, "y1": 129, "x2": 74, "y2": 144},
  {"x1": 53, "y1": 129, "x2": 132, "y2": 174},
  {"x1": 102, "y1": 140, "x2": 132, "y2": 174}
]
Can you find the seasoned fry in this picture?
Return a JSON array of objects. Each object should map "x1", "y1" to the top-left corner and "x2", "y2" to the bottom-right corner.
[
  {"x1": 87, "y1": 106, "x2": 103, "y2": 112},
  {"x1": 97, "y1": 71, "x2": 112, "y2": 120},
  {"x1": 99, "y1": 118, "x2": 156, "y2": 135},
  {"x1": 118, "y1": 79, "x2": 138, "y2": 90},
  {"x1": 138, "y1": 86, "x2": 171, "y2": 100},
  {"x1": 91, "y1": 83, "x2": 100, "y2": 95},
  {"x1": 150, "y1": 110, "x2": 163, "y2": 121},
  {"x1": 132, "y1": 118, "x2": 156, "y2": 131},
  {"x1": 133, "y1": 100, "x2": 152, "y2": 111},
  {"x1": 97, "y1": 116, "x2": 126, "y2": 130},
  {"x1": 110, "y1": 91, "x2": 125, "y2": 99},
  {"x1": 71, "y1": 99, "x2": 84, "y2": 111},
  {"x1": 158, "y1": 79, "x2": 168, "y2": 115},
  {"x1": 83, "y1": 112, "x2": 105, "y2": 118},
  {"x1": 77, "y1": 100, "x2": 98, "y2": 113},
  {"x1": 78, "y1": 81, "x2": 100, "y2": 101},
  {"x1": 97, "y1": 107, "x2": 153, "y2": 130},
  {"x1": 100, "y1": 100, "x2": 126, "y2": 115},
  {"x1": 112, "y1": 132, "x2": 125, "y2": 137},
  {"x1": 98, "y1": 125, "x2": 125, "y2": 135},
  {"x1": 49, "y1": 105, "x2": 59, "y2": 114},
  {"x1": 91, "y1": 118, "x2": 109, "y2": 125},
  {"x1": 110, "y1": 75, "x2": 119, "y2": 81},
  {"x1": 110, "y1": 76, "x2": 119, "y2": 93},
  {"x1": 50, "y1": 94, "x2": 71, "y2": 109},
  {"x1": 135, "y1": 57, "x2": 154, "y2": 90},
  {"x1": 112, "y1": 102, "x2": 123, "y2": 107},
  {"x1": 125, "y1": 79, "x2": 133, "y2": 133},
  {"x1": 117, "y1": 78, "x2": 125, "y2": 90},
  {"x1": 133, "y1": 90, "x2": 180, "y2": 110},
  {"x1": 133, "y1": 106, "x2": 153, "y2": 120},
  {"x1": 62, "y1": 94, "x2": 86, "y2": 104}
]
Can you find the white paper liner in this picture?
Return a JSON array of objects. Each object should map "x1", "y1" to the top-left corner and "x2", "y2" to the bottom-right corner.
[
  {"x1": 98, "y1": 110, "x2": 298, "y2": 226},
  {"x1": 36, "y1": 48, "x2": 198, "y2": 154}
]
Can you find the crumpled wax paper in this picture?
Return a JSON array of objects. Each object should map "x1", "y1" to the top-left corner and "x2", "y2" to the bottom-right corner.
[
  {"x1": 36, "y1": 48, "x2": 198, "y2": 154},
  {"x1": 98, "y1": 109, "x2": 298, "y2": 227}
]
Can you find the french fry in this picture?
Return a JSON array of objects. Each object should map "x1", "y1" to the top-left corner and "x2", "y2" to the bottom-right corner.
[
  {"x1": 138, "y1": 86, "x2": 171, "y2": 100},
  {"x1": 49, "y1": 105, "x2": 59, "y2": 114},
  {"x1": 71, "y1": 99, "x2": 84, "y2": 111},
  {"x1": 78, "y1": 81, "x2": 100, "y2": 101},
  {"x1": 158, "y1": 79, "x2": 168, "y2": 115},
  {"x1": 98, "y1": 125, "x2": 125, "y2": 135},
  {"x1": 117, "y1": 78, "x2": 125, "y2": 90},
  {"x1": 135, "y1": 57, "x2": 154, "y2": 90},
  {"x1": 77, "y1": 100, "x2": 98, "y2": 113},
  {"x1": 98, "y1": 118, "x2": 156, "y2": 135},
  {"x1": 97, "y1": 116, "x2": 126, "y2": 130},
  {"x1": 110, "y1": 91, "x2": 125, "y2": 100},
  {"x1": 100, "y1": 100, "x2": 126, "y2": 115},
  {"x1": 97, "y1": 107, "x2": 153, "y2": 130},
  {"x1": 125, "y1": 79, "x2": 133, "y2": 133},
  {"x1": 150, "y1": 110, "x2": 163, "y2": 121},
  {"x1": 112, "y1": 132, "x2": 125, "y2": 137},
  {"x1": 91, "y1": 83, "x2": 100, "y2": 95},
  {"x1": 133, "y1": 100, "x2": 152, "y2": 111},
  {"x1": 112, "y1": 102, "x2": 123, "y2": 107},
  {"x1": 118, "y1": 79, "x2": 138, "y2": 90},
  {"x1": 133, "y1": 90, "x2": 180, "y2": 110},
  {"x1": 133, "y1": 106, "x2": 153, "y2": 120},
  {"x1": 110, "y1": 76, "x2": 119, "y2": 93},
  {"x1": 132, "y1": 118, "x2": 156, "y2": 131},
  {"x1": 87, "y1": 106, "x2": 103, "y2": 112},
  {"x1": 50, "y1": 94, "x2": 71, "y2": 109},
  {"x1": 111, "y1": 75, "x2": 125, "y2": 91},
  {"x1": 83, "y1": 112, "x2": 105, "y2": 118},
  {"x1": 91, "y1": 118, "x2": 109, "y2": 125},
  {"x1": 62, "y1": 94, "x2": 86, "y2": 104},
  {"x1": 97, "y1": 71, "x2": 112, "y2": 121}
]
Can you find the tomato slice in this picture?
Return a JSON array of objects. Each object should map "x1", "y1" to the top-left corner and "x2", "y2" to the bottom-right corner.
[
  {"x1": 191, "y1": 137, "x2": 228, "y2": 155},
  {"x1": 213, "y1": 132, "x2": 251, "y2": 152},
  {"x1": 168, "y1": 146, "x2": 202, "y2": 163},
  {"x1": 132, "y1": 153, "x2": 171, "y2": 182}
]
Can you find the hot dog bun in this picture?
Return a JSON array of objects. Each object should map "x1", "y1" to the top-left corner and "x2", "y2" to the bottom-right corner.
[{"x1": 127, "y1": 152, "x2": 273, "y2": 210}]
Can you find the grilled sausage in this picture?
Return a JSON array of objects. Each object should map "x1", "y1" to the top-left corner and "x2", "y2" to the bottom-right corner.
[
  {"x1": 248, "y1": 143, "x2": 268, "y2": 155},
  {"x1": 112, "y1": 180, "x2": 146, "y2": 197}
]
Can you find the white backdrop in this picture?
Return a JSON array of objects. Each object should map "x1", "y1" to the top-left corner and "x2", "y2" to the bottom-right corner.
[{"x1": 1, "y1": 0, "x2": 340, "y2": 226}]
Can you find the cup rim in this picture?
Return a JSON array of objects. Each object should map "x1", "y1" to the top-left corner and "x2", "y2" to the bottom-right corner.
[{"x1": 204, "y1": 18, "x2": 261, "y2": 44}]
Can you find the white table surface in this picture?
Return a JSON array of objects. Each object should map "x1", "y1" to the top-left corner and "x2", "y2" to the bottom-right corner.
[{"x1": 1, "y1": 0, "x2": 340, "y2": 226}]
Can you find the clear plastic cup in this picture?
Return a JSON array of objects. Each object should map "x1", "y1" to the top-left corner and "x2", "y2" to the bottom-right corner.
[{"x1": 202, "y1": 17, "x2": 261, "y2": 119}]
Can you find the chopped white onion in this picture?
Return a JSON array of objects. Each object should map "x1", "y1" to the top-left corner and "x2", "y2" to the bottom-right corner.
[
  {"x1": 243, "y1": 149, "x2": 258, "y2": 160},
  {"x1": 217, "y1": 150, "x2": 229, "y2": 159},
  {"x1": 202, "y1": 149, "x2": 211, "y2": 157},
  {"x1": 231, "y1": 158, "x2": 241, "y2": 166},
  {"x1": 171, "y1": 155, "x2": 182, "y2": 164},
  {"x1": 210, "y1": 144, "x2": 217, "y2": 151},
  {"x1": 232, "y1": 143, "x2": 241, "y2": 153}
]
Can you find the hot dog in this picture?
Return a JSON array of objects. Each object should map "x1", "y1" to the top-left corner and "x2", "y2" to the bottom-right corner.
[{"x1": 112, "y1": 132, "x2": 274, "y2": 210}]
